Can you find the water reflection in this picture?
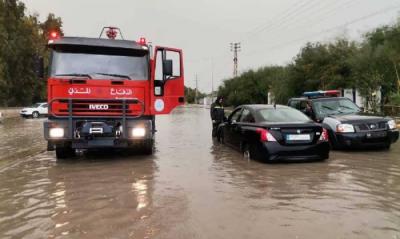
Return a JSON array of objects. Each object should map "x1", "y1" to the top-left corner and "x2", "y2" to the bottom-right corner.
[
  {"x1": 0, "y1": 117, "x2": 46, "y2": 163},
  {"x1": 209, "y1": 139, "x2": 400, "y2": 238},
  {"x1": 0, "y1": 106, "x2": 400, "y2": 238},
  {"x1": 132, "y1": 179, "x2": 149, "y2": 211},
  {"x1": 0, "y1": 150, "x2": 157, "y2": 238},
  {"x1": 47, "y1": 153, "x2": 157, "y2": 238}
]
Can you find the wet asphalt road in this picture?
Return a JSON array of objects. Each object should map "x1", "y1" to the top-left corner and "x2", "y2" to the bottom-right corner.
[{"x1": 0, "y1": 106, "x2": 400, "y2": 239}]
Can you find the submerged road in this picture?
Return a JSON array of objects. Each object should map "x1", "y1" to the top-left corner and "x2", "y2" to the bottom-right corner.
[{"x1": 0, "y1": 106, "x2": 399, "y2": 238}]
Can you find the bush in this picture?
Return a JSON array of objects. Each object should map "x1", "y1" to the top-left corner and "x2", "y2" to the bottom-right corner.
[{"x1": 389, "y1": 93, "x2": 400, "y2": 105}]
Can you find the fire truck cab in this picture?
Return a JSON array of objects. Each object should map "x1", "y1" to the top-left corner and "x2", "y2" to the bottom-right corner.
[{"x1": 43, "y1": 28, "x2": 184, "y2": 159}]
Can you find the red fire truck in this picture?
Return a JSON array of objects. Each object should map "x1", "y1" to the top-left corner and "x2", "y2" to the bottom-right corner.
[{"x1": 43, "y1": 27, "x2": 184, "y2": 159}]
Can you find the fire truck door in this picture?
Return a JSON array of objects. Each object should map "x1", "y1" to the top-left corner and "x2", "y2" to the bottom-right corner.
[{"x1": 151, "y1": 47, "x2": 184, "y2": 114}]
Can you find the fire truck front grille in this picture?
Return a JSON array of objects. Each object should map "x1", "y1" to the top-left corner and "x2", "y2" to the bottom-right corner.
[{"x1": 54, "y1": 99, "x2": 142, "y2": 117}]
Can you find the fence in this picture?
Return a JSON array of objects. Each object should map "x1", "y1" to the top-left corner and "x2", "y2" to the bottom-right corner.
[{"x1": 383, "y1": 105, "x2": 400, "y2": 117}]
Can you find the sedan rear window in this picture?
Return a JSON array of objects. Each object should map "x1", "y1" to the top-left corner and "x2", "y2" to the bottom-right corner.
[{"x1": 258, "y1": 108, "x2": 311, "y2": 123}]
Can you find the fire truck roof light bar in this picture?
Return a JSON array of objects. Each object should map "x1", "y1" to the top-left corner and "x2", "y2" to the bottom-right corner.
[
  {"x1": 99, "y1": 26, "x2": 125, "y2": 40},
  {"x1": 138, "y1": 37, "x2": 147, "y2": 45},
  {"x1": 49, "y1": 31, "x2": 60, "y2": 40}
]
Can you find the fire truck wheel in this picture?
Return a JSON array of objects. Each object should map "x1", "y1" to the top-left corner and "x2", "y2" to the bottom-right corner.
[
  {"x1": 143, "y1": 139, "x2": 154, "y2": 155},
  {"x1": 32, "y1": 111, "x2": 39, "y2": 118},
  {"x1": 55, "y1": 144, "x2": 76, "y2": 159}
]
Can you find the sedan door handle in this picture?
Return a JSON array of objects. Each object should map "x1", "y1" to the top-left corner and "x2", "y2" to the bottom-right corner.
[{"x1": 234, "y1": 125, "x2": 241, "y2": 132}]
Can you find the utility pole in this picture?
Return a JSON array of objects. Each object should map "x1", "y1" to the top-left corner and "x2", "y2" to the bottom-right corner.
[
  {"x1": 195, "y1": 74, "x2": 198, "y2": 104},
  {"x1": 230, "y1": 42, "x2": 241, "y2": 77},
  {"x1": 211, "y1": 59, "x2": 214, "y2": 102}
]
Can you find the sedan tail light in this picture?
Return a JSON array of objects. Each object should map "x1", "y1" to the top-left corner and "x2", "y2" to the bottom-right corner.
[
  {"x1": 256, "y1": 128, "x2": 277, "y2": 142},
  {"x1": 319, "y1": 128, "x2": 329, "y2": 142}
]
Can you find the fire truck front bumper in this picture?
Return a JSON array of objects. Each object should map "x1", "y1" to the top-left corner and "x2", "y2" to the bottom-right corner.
[{"x1": 44, "y1": 119, "x2": 154, "y2": 150}]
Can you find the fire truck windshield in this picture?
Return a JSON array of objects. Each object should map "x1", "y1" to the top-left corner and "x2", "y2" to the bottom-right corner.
[{"x1": 50, "y1": 49, "x2": 149, "y2": 80}]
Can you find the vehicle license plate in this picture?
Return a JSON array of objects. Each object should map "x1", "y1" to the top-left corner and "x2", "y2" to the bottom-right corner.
[
  {"x1": 286, "y1": 134, "x2": 310, "y2": 141},
  {"x1": 366, "y1": 131, "x2": 387, "y2": 138}
]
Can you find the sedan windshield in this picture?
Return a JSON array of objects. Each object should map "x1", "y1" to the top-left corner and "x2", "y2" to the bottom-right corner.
[
  {"x1": 31, "y1": 103, "x2": 41, "y2": 108},
  {"x1": 312, "y1": 98, "x2": 360, "y2": 117},
  {"x1": 258, "y1": 108, "x2": 312, "y2": 123},
  {"x1": 50, "y1": 48, "x2": 149, "y2": 80}
]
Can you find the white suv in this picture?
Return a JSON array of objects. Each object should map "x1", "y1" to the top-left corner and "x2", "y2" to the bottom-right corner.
[{"x1": 20, "y1": 102, "x2": 48, "y2": 118}]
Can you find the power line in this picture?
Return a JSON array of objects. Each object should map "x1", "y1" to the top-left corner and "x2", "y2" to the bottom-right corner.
[
  {"x1": 189, "y1": 1, "x2": 400, "y2": 89},
  {"x1": 245, "y1": 0, "x2": 362, "y2": 49},
  {"x1": 196, "y1": 3, "x2": 400, "y2": 85},
  {"x1": 188, "y1": 1, "x2": 342, "y2": 65},
  {"x1": 188, "y1": 0, "x2": 317, "y2": 64},
  {"x1": 244, "y1": 0, "x2": 321, "y2": 39},
  {"x1": 244, "y1": 0, "x2": 311, "y2": 36},
  {"x1": 244, "y1": 0, "x2": 353, "y2": 44},
  {"x1": 299, "y1": 0, "x2": 363, "y2": 30},
  {"x1": 243, "y1": 4, "x2": 400, "y2": 58},
  {"x1": 255, "y1": 0, "x2": 353, "y2": 38}
]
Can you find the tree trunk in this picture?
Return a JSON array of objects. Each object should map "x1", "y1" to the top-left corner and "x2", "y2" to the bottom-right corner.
[{"x1": 393, "y1": 61, "x2": 400, "y2": 93}]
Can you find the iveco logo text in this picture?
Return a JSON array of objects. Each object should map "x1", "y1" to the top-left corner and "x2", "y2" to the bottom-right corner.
[{"x1": 89, "y1": 104, "x2": 109, "y2": 110}]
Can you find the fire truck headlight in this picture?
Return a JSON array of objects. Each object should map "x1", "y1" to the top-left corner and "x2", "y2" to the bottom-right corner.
[
  {"x1": 49, "y1": 128, "x2": 64, "y2": 138},
  {"x1": 132, "y1": 127, "x2": 146, "y2": 138}
]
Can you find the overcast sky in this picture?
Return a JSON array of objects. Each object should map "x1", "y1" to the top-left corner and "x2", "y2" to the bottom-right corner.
[{"x1": 22, "y1": 0, "x2": 400, "y2": 93}]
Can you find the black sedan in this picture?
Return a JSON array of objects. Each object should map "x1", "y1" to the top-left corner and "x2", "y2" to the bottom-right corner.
[{"x1": 217, "y1": 105, "x2": 330, "y2": 162}]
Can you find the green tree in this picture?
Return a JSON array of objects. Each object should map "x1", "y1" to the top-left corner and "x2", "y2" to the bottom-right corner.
[
  {"x1": 218, "y1": 19, "x2": 400, "y2": 107},
  {"x1": 0, "y1": 0, "x2": 63, "y2": 106},
  {"x1": 184, "y1": 86, "x2": 205, "y2": 103}
]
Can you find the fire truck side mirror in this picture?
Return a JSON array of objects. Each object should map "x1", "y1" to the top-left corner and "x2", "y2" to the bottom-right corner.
[
  {"x1": 34, "y1": 56, "x2": 45, "y2": 79},
  {"x1": 163, "y1": 60, "x2": 173, "y2": 77}
]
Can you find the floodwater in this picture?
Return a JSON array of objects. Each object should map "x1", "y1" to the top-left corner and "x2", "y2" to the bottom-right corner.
[{"x1": 0, "y1": 106, "x2": 400, "y2": 239}]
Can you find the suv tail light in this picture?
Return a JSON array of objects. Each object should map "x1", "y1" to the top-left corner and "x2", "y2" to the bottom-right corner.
[
  {"x1": 256, "y1": 128, "x2": 277, "y2": 142},
  {"x1": 319, "y1": 128, "x2": 329, "y2": 142}
]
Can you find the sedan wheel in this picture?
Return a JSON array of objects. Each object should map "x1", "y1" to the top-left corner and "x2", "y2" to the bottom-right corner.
[
  {"x1": 217, "y1": 130, "x2": 224, "y2": 143},
  {"x1": 32, "y1": 111, "x2": 39, "y2": 118},
  {"x1": 243, "y1": 144, "x2": 251, "y2": 160}
]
